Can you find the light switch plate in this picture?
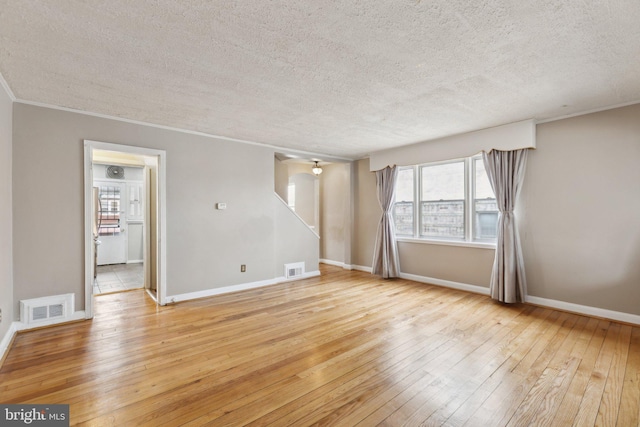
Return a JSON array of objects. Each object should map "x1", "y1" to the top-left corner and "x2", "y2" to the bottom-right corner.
[{"x1": 216, "y1": 203, "x2": 227, "y2": 210}]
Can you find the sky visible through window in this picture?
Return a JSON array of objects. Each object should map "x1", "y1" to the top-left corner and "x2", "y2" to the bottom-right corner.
[
  {"x1": 474, "y1": 159, "x2": 494, "y2": 200},
  {"x1": 395, "y1": 159, "x2": 494, "y2": 202}
]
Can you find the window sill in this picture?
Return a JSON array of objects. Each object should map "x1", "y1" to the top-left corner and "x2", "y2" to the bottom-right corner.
[{"x1": 396, "y1": 237, "x2": 496, "y2": 250}]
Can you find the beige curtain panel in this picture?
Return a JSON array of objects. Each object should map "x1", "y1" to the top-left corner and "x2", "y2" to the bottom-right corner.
[
  {"x1": 372, "y1": 165, "x2": 400, "y2": 278},
  {"x1": 483, "y1": 149, "x2": 529, "y2": 303}
]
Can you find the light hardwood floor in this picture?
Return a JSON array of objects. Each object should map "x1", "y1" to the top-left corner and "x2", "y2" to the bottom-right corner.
[{"x1": 1, "y1": 265, "x2": 639, "y2": 426}]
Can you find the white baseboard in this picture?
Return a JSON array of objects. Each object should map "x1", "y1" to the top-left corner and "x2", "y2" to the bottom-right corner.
[
  {"x1": 397, "y1": 272, "x2": 640, "y2": 325},
  {"x1": 320, "y1": 258, "x2": 343, "y2": 268},
  {"x1": 167, "y1": 271, "x2": 321, "y2": 304},
  {"x1": 399, "y1": 273, "x2": 490, "y2": 296},
  {"x1": 319, "y1": 259, "x2": 374, "y2": 273},
  {"x1": 127, "y1": 260, "x2": 143, "y2": 264},
  {"x1": 319, "y1": 259, "x2": 357, "y2": 271},
  {"x1": 525, "y1": 295, "x2": 640, "y2": 325},
  {"x1": 0, "y1": 322, "x2": 19, "y2": 365},
  {"x1": 352, "y1": 265, "x2": 373, "y2": 273}
]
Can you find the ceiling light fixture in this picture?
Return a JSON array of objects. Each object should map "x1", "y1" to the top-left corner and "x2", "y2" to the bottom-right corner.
[{"x1": 312, "y1": 161, "x2": 323, "y2": 175}]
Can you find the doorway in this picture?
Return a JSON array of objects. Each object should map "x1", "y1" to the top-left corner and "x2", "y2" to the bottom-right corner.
[
  {"x1": 84, "y1": 140, "x2": 167, "y2": 318},
  {"x1": 93, "y1": 170, "x2": 144, "y2": 294}
]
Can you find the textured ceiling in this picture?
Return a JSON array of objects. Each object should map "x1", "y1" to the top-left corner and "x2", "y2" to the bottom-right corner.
[{"x1": 1, "y1": 1, "x2": 639, "y2": 159}]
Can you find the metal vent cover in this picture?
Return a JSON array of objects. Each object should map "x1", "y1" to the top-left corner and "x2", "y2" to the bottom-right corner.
[
  {"x1": 106, "y1": 165, "x2": 125, "y2": 179},
  {"x1": 20, "y1": 294, "x2": 74, "y2": 325},
  {"x1": 284, "y1": 262, "x2": 305, "y2": 279}
]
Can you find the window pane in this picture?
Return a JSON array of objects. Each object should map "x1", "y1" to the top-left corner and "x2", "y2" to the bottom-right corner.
[
  {"x1": 475, "y1": 158, "x2": 494, "y2": 199},
  {"x1": 421, "y1": 162, "x2": 465, "y2": 200},
  {"x1": 98, "y1": 185, "x2": 121, "y2": 236},
  {"x1": 393, "y1": 168, "x2": 414, "y2": 236},
  {"x1": 474, "y1": 158, "x2": 498, "y2": 240},
  {"x1": 420, "y1": 162, "x2": 464, "y2": 239}
]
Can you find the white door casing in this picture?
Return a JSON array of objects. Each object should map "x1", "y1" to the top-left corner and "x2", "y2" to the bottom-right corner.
[{"x1": 84, "y1": 140, "x2": 167, "y2": 319}]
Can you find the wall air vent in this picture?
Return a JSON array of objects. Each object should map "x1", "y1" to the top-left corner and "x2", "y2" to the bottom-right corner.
[
  {"x1": 284, "y1": 262, "x2": 305, "y2": 279},
  {"x1": 20, "y1": 294, "x2": 74, "y2": 325},
  {"x1": 106, "y1": 165, "x2": 125, "y2": 179}
]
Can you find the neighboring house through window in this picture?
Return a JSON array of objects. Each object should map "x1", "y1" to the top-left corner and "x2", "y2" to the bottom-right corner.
[{"x1": 393, "y1": 156, "x2": 498, "y2": 244}]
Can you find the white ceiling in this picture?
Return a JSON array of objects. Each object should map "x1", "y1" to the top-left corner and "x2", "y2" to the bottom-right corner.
[{"x1": 1, "y1": 1, "x2": 639, "y2": 159}]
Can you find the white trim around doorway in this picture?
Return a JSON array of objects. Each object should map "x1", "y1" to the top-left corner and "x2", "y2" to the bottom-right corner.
[{"x1": 83, "y1": 140, "x2": 168, "y2": 318}]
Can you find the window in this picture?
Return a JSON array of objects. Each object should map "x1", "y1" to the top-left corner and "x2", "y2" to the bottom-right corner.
[
  {"x1": 393, "y1": 168, "x2": 414, "y2": 236},
  {"x1": 420, "y1": 161, "x2": 465, "y2": 239},
  {"x1": 98, "y1": 185, "x2": 122, "y2": 236},
  {"x1": 393, "y1": 156, "x2": 498, "y2": 244},
  {"x1": 473, "y1": 158, "x2": 498, "y2": 240}
]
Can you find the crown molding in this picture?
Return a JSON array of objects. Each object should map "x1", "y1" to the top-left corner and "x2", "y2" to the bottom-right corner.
[
  {"x1": 536, "y1": 100, "x2": 640, "y2": 124},
  {"x1": 14, "y1": 99, "x2": 355, "y2": 163}
]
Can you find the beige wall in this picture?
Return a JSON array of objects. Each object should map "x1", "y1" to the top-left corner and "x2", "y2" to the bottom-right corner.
[
  {"x1": 520, "y1": 104, "x2": 640, "y2": 315},
  {"x1": 6, "y1": 96, "x2": 639, "y2": 327},
  {"x1": 289, "y1": 173, "x2": 318, "y2": 230},
  {"x1": 287, "y1": 163, "x2": 314, "y2": 176},
  {"x1": 352, "y1": 158, "x2": 380, "y2": 268},
  {"x1": 398, "y1": 243, "x2": 494, "y2": 287},
  {"x1": 319, "y1": 163, "x2": 348, "y2": 262},
  {"x1": 273, "y1": 157, "x2": 288, "y2": 201},
  {"x1": 274, "y1": 196, "x2": 319, "y2": 275},
  {"x1": 0, "y1": 84, "x2": 12, "y2": 341},
  {"x1": 354, "y1": 104, "x2": 640, "y2": 316},
  {"x1": 12, "y1": 103, "x2": 318, "y2": 315}
]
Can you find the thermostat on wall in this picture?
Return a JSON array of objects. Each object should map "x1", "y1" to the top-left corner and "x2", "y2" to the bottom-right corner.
[{"x1": 216, "y1": 203, "x2": 227, "y2": 210}]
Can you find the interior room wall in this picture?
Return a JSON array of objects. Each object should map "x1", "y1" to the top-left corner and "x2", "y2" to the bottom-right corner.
[
  {"x1": 355, "y1": 104, "x2": 640, "y2": 316},
  {"x1": 287, "y1": 163, "x2": 314, "y2": 176},
  {"x1": 274, "y1": 197, "x2": 319, "y2": 276},
  {"x1": 289, "y1": 173, "x2": 317, "y2": 230},
  {"x1": 273, "y1": 157, "x2": 288, "y2": 201},
  {"x1": 352, "y1": 158, "x2": 380, "y2": 269},
  {"x1": 319, "y1": 163, "x2": 348, "y2": 263},
  {"x1": 279, "y1": 162, "x2": 320, "y2": 232},
  {"x1": 520, "y1": 103, "x2": 640, "y2": 315},
  {"x1": 12, "y1": 103, "x2": 318, "y2": 315},
  {"x1": 0, "y1": 81, "x2": 13, "y2": 343},
  {"x1": 398, "y1": 243, "x2": 494, "y2": 286}
]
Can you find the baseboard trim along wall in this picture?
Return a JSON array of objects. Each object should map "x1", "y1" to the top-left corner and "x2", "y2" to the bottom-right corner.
[
  {"x1": 525, "y1": 295, "x2": 640, "y2": 326},
  {"x1": 399, "y1": 272, "x2": 640, "y2": 325},
  {"x1": 399, "y1": 273, "x2": 490, "y2": 296},
  {"x1": 319, "y1": 259, "x2": 373, "y2": 273},
  {"x1": 319, "y1": 259, "x2": 344, "y2": 268},
  {"x1": 167, "y1": 271, "x2": 321, "y2": 304},
  {"x1": 0, "y1": 323, "x2": 19, "y2": 366},
  {"x1": 0, "y1": 310, "x2": 88, "y2": 366}
]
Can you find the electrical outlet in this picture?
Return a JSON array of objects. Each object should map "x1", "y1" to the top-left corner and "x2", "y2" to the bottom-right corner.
[{"x1": 241, "y1": 264, "x2": 246, "y2": 273}]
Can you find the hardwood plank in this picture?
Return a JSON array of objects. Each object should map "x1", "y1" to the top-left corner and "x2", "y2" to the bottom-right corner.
[
  {"x1": 616, "y1": 327, "x2": 640, "y2": 426},
  {"x1": 0, "y1": 265, "x2": 638, "y2": 426},
  {"x1": 573, "y1": 322, "x2": 621, "y2": 426},
  {"x1": 594, "y1": 324, "x2": 632, "y2": 426}
]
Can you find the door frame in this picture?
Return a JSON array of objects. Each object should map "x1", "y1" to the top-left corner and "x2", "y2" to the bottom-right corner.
[{"x1": 83, "y1": 140, "x2": 168, "y2": 318}]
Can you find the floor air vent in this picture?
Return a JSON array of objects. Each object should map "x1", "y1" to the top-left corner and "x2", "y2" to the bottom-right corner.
[
  {"x1": 20, "y1": 294, "x2": 74, "y2": 325},
  {"x1": 284, "y1": 262, "x2": 305, "y2": 279}
]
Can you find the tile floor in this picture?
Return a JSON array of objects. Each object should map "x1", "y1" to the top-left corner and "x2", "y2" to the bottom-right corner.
[{"x1": 94, "y1": 263, "x2": 144, "y2": 295}]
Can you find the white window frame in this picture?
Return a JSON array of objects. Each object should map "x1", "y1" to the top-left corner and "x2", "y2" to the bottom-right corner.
[{"x1": 394, "y1": 155, "x2": 497, "y2": 249}]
